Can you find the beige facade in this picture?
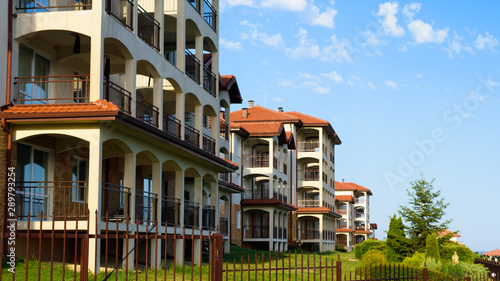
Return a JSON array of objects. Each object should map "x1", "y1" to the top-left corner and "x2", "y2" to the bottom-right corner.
[{"x1": 1, "y1": 0, "x2": 243, "y2": 272}]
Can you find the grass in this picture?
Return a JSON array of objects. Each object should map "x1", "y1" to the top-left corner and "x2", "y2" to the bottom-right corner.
[{"x1": 1, "y1": 246, "x2": 361, "y2": 280}]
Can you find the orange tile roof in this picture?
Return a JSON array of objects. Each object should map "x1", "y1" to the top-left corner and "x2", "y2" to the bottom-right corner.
[
  {"x1": 335, "y1": 181, "x2": 371, "y2": 192},
  {"x1": 231, "y1": 105, "x2": 301, "y2": 123},
  {"x1": 2, "y1": 99, "x2": 119, "y2": 115},
  {"x1": 438, "y1": 229, "x2": 461, "y2": 237},
  {"x1": 483, "y1": 249, "x2": 500, "y2": 256},
  {"x1": 336, "y1": 228, "x2": 354, "y2": 233},
  {"x1": 233, "y1": 121, "x2": 284, "y2": 136},
  {"x1": 220, "y1": 75, "x2": 234, "y2": 88},
  {"x1": 285, "y1": 111, "x2": 329, "y2": 125},
  {"x1": 297, "y1": 207, "x2": 332, "y2": 213},
  {"x1": 355, "y1": 230, "x2": 371, "y2": 235},
  {"x1": 335, "y1": 195, "x2": 354, "y2": 202},
  {"x1": 220, "y1": 157, "x2": 238, "y2": 167}
]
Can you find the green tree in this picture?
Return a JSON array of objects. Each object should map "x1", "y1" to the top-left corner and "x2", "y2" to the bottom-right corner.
[
  {"x1": 386, "y1": 214, "x2": 411, "y2": 262},
  {"x1": 398, "y1": 174, "x2": 451, "y2": 251},
  {"x1": 425, "y1": 234, "x2": 440, "y2": 260}
]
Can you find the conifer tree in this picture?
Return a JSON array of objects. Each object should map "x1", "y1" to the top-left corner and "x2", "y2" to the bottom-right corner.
[
  {"x1": 425, "y1": 234, "x2": 440, "y2": 260},
  {"x1": 386, "y1": 214, "x2": 410, "y2": 262}
]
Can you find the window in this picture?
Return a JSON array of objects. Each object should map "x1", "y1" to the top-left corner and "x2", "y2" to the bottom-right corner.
[
  {"x1": 72, "y1": 158, "x2": 87, "y2": 203},
  {"x1": 236, "y1": 209, "x2": 241, "y2": 229},
  {"x1": 18, "y1": 44, "x2": 50, "y2": 104}
]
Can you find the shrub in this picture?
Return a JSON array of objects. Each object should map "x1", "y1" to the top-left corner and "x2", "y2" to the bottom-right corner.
[
  {"x1": 402, "y1": 252, "x2": 426, "y2": 267},
  {"x1": 441, "y1": 261, "x2": 488, "y2": 277},
  {"x1": 425, "y1": 234, "x2": 440, "y2": 260},
  {"x1": 440, "y1": 245, "x2": 475, "y2": 264},
  {"x1": 354, "y1": 240, "x2": 387, "y2": 260},
  {"x1": 360, "y1": 250, "x2": 387, "y2": 268}
]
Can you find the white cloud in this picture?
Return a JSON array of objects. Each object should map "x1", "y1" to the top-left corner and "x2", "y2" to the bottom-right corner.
[
  {"x1": 260, "y1": 0, "x2": 307, "y2": 11},
  {"x1": 305, "y1": 4, "x2": 337, "y2": 28},
  {"x1": 321, "y1": 35, "x2": 353, "y2": 63},
  {"x1": 487, "y1": 79, "x2": 498, "y2": 87},
  {"x1": 223, "y1": 0, "x2": 254, "y2": 6},
  {"x1": 219, "y1": 38, "x2": 243, "y2": 50},
  {"x1": 443, "y1": 32, "x2": 464, "y2": 58},
  {"x1": 286, "y1": 28, "x2": 321, "y2": 59},
  {"x1": 240, "y1": 20, "x2": 283, "y2": 47},
  {"x1": 415, "y1": 73, "x2": 423, "y2": 78},
  {"x1": 313, "y1": 85, "x2": 331, "y2": 95},
  {"x1": 298, "y1": 72, "x2": 320, "y2": 81},
  {"x1": 407, "y1": 19, "x2": 448, "y2": 44},
  {"x1": 278, "y1": 79, "x2": 295, "y2": 87},
  {"x1": 347, "y1": 80, "x2": 355, "y2": 86},
  {"x1": 377, "y1": 2, "x2": 405, "y2": 37},
  {"x1": 402, "y1": 3, "x2": 421, "y2": 20},
  {"x1": 475, "y1": 32, "x2": 499, "y2": 52},
  {"x1": 321, "y1": 71, "x2": 343, "y2": 83},
  {"x1": 367, "y1": 81, "x2": 377, "y2": 89},
  {"x1": 399, "y1": 44, "x2": 408, "y2": 52},
  {"x1": 385, "y1": 80, "x2": 398, "y2": 90}
]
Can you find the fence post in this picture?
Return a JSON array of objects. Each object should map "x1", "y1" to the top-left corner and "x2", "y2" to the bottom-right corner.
[
  {"x1": 336, "y1": 254, "x2": 342, "y2": 281},
  {"x1": 211, "y1": 233, "x2": 223, "y2": 281},
  {"x1": 423, "y1": 265, "x2": 428, "y2": 281}
]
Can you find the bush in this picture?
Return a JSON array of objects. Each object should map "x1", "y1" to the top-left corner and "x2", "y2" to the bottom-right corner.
[
  {"x1": 360, "y1": 250, "x2": 387, "y2": 268},
  {"x1": 402, "y1": 252, "x2": 425, "y2": 267},
  {"x1": 441, "y1": 245, "x2": 475, "y2": 264},
  {"x1": 425, "y1": 234, "x2": 440, "y2": 260},
  {"x1": 354, "y1": 240, "x2": 387, "y2": 259},
  {"x1": 441, "y1": 261, "x2": 488, "y2": 277}
]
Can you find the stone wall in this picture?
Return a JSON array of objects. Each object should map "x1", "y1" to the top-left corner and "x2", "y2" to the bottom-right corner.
[{"x1": 230, "y1": 204, "x2": 242, "y2": 247}]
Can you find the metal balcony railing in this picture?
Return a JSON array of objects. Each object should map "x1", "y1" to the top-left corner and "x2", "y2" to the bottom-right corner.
[
  {"x1": 299, "y1": 228, "x2": 320, "y2": 240},
  {"x1": 185, "y1": 49, "x2": 200, "y2": 83},
  {"x1": 220, "y1": 218, "x2": 229, "y2": 235},
  {"x1": 17, "y1": 0, "x2": 92, "y2": 12},
  {"x1": 14, "y1": 75, "x2": 90, "y2": 104},
  {"x1": 15, "y1": 181, "x2": 88, "y2": 220},
  {"x1": 243, "y1": 225, "x2": 269, "y2": 238},
  {"x1": 135, "y1": 189, "x2": 158, "y2": 223},
  {"x1": 137, "y1": 4, "x2": 160, "y2": 52},
  {"x1": 219, "y1": 172, "x2": 229, "y2": 182},
  {"x1": 163, "y1": 114, "x2": 182, "y2": 138},
  {"x1": 101, "y1": 182, "x2": 131, "y2": 221},
  {"x1": 136, "y1": 98, "x2": 159, "y2": 127},
  {"x1": 298, "y1": 169, "x2": 320, "y2": 181},
  {"x1": 202, "y1": 204, "x2": 216, "y2": 230},
  {"x1": 297, "y1": 199, "x2": 320, "y2": 208},
  {"x1": 187, "y1": 0, "x2": 200, "y2": 12},
  {"x1": 184, "y1": 200, "x2": 200, "y2": 227},
  {"x1": 162, "y1": 196, "x2": 181, "y2": 226},
  {"x1": 273, "y1": 156, "x2": 278, "y2": 169},
  {"x1": 203, "y1": 0, "x2": 217, "y2": 31},
  {"x1": 203, "y1": 66, "x2": 216, "y2": 97},
  {"x1": 243, "y1": 154, "x2": 269, "y2": 168},
  {"x1": 219, "y1": 120, "x2": 229, "y2": 140},
  {"x1": 103, "y1": 77, "x2": 132, "y2": 114},
  {"x1": 105, "y1": 0, "x2": 134, "y2": 30},
  {"x1": 203, "y1": 134, "x2": 216, "y2": 155},
  {"x1": 184, "y1": 124, "x2": 200, "y2": 147},
  {"x1": 283, "y1": 163, "x2": 287, "y2": 175},
  {"x1": 243, "y1": 188, "x2": 269, "y2": 200},
  {"x1": 297, "y1": 141, "x2": 320, "y2": 152}
]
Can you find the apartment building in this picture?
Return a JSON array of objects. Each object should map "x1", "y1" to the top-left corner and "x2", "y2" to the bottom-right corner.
[
  {"x1": 335, "y1": 181, "x2": 375, "y2": 251},
  {"x1": 229, "y1": 102, "x2": 341, "y2": 252},
  {"x1": 0, "y1": 0, "x2": 241, "y2": 271}
]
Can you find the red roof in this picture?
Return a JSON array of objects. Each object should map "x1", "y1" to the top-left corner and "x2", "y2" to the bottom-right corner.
[
  {"x1": 335, "y1": 195, "x2": 354, "y2": 202},
  {"x1": 231, "y1": 105, "x2": 301, "y2": 123},
  {"x1": 297, "y1": 207, "x2": 332, "y2": 213},
  {"x1": 438, "y1": 229, "x2": 461, "y2": 238},
  {"x1": 335, "y1": 181, "x2": 372, "y2": 194},
  {"x1": 355, "y1": 230, "x2": 371, "y2": 235},
  {"x1": 336, "y1": 228, "x2": 354, "y2": 233},
  {"x1": 220, "y1": 157, "x2": 238, "y2": 167},
  {"x1": 483, "y1": 249, "x2": 500, "y2": 256},
  {"x1": 1, "y1": 99, "x2": 119, "y2": 115},
  {"x1": 232, "y1": 121, "x2": 284, "y2": 136},
  {"x1": 284, "y1": 111, "x2": 329, "y2": 125}
]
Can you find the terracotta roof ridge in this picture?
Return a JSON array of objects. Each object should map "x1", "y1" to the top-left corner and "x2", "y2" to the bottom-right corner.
[
  {"x1": 93, "y1": 99, "x2": 120, "y2": 111},
  {"x1": 254, "y1": 105, "x2": 302, "y2": 120},
  {"x1": 287, "y1": 111, "x2": 329, "y2": 124}
]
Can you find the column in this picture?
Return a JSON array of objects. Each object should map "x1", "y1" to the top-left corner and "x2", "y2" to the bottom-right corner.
[
  {"x1": 123, "y1": 152, "x2": 136, "y2": 270},
  {"x1": 125, "y1": 59, "x2": 136, "y2": 116},
  {"x1": 87, "y1": 135, "x2": 102, "y2": 273},
  {"x1": 175, "y1": 169, "x2": 184, "y2": 265},
  {"x1": 154, "y1": 77, "x2": 164, "y2": 126},
  {"x1": 151, "y1": 161, "x2": 162, "y2": 268}
]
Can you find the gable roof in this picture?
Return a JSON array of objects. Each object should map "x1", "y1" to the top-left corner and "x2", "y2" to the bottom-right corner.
[
  {"x1": 231, "y1": 105, "x2": 302, "y2": 123},
  {"x1": 438, "y1": 229, "x2": 461, "y2": 238},
  {"x1": 483, "y1": 249, "x2": 500, "y2": 256},
  {"x1": 335, "y1": 195, "x2": 354, "y2": 202},
  {"x1": 335, "y1": 181, "x2": 372, "y2": 195},
  {"x1": 220, "y1": 75, "x2": 243, "y2": 104}
]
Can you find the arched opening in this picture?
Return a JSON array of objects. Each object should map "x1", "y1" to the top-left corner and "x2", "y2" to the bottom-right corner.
[
  {"x1": 161, "y1": 160, "x2": 182, "y2": 226},
  {"x1": 202, "y1": 104, "x2": 217, "y2": 154},
  {"x1": 184, "y1": 93, "x2": 202, "y2": 147},
  {"x1": 136, "y1": 60, "x2": 161, "y2": 127},
  {"x1": 184, "y1": 168, "x2": 201, "y2": 228},
  {"x1": 135, "y1": 151, "x2": 159, "y2": 224}
]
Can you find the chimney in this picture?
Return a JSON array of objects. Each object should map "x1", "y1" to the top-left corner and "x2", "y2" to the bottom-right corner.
[
  {"x1": 278, "y1": 107, "x2": 283, "y2": 112},
  {"x1": 242, "y1": 108, "x2": 248, "y2": 118},
  {"x1": 248, "y1": 100, "x2": 254, "y2": 109}
]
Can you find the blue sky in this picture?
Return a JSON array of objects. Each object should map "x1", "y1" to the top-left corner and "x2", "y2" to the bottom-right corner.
[{"x1": 217, "y1": 0, "x2": 500, "y2": 252}]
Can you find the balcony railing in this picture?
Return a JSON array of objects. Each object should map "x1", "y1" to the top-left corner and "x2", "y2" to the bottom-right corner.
[
  {"x1": 355, "y1": 213, "x2": 365, "y2": 219},
  {"x1": 298, "y1": 169, "x2": 320, "y2": 181},
  {"x1": 336, "y1": 209, "x2": 347, "y2": 215},
  {"x1": 202, "y1": 204, "x2": 216, "y2": 230},
  {"x1": 203, "y1": 134, "x2": 216, "y2": 155},
  {"x1": 188, "y1": 0, "x2": 200, "y2": 12},
  {"x1": 135, "y1": 189, "x2": 158, "y2": 223},
  {"x1": 17, "y1": 0, "x2": 92, "y2": 12},
  {"x1": 220, "y1": 218, "x2": 229, "y2": 235},
  {"x1": 297, "y1": 199, "x2": 320, "y2": 208},
  {"x1": 15, "y1": 181, "x2": 88, "y2": 220},
  {"x1": 203, "y1": 66, "x2": 216, "y2": 96},
  {"x1": 203, "y1": 0, "x2": 217, "y2": 31},
  {"x1": 184, "y1": 124, "x2": 200, "y2": 147},
  {"x1": 184, "y1": 200, "x2": 200, "y2": 227},
  {"x1": 138, "y1": 4, "x2": 160, "y2": 52},
  {"x1": 243, "y1": 154, "x2": 269, "y2": 168},
  {"x1": 162, "y1": 196, "x2": 181, "y2": 226},
  {"x1": 299, "y1": 228, "x2": 319, "y2": 240},
  {"x1": 101, "y1": 182, "x2": 131, "y2": 221},
  {"x1": 297, "y1": 141, "x2": 320, "y2": 152},
  {"x1": 355, "y1": 198, "x2": 365, "y2": 205},
  {"x1": 243, "y1": 225, "x2": 269, "y2": 239},
  {"x1": 336, "y1": 224, "x2": 348, "y2": 229},
  {"x1": 323, "y1": 230, "x2": 334, "y2": 240},
  {"x1": 219, "y1": 120, "x2": 229, "y2": 140},
  {"x1": 163, "y1": 114, "x2": 182, "y2": 138},
  {"x1": 185, "y1": 49, "x2": 200, "y2": 83},
  {"x1": 219, "y1": 172, "x2": 229, "y2": 182},
  {"x1": 243, "y1": 188, "x2": 269, "y2": 200},
  {"x1": 355, "y1": 226, "x2": 366, "y2": 231},
  {"x1": 14, "y1": 75, "x2": 89, "y2": 104},
  {"x1": 104, "y1": 78, "x2": 132, "y2": 114},
  {"x1": 273, "y1": 156, "x2": 278, "y2": 169},
  {"x1": 136, "y1": 98, "x2": 159, "y2": 127},
  {"x1": 105, "y1": 0, "x2": 134, "y2": 30}
]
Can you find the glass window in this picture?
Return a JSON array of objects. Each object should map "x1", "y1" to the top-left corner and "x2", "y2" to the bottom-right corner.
[
  {"x1": 236, "y1": 209, "x2": 241, "y2": 229},
  {"x1": 72, "y1": 158, "x2": 87, "y2": 203}
]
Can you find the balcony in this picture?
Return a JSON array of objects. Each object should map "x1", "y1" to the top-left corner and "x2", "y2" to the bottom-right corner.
[
  {"x1": 101, "y1": 182, "x2": 131, "y2": 221},
  {"x1": 104, "y1": 78, "x2": 132, "y2": 114},
  {"x1": 136, "y1": 98, "x2": 159, "y2": 127},
  {"x1": 15, "y1": 181, "x2": 88, "y2": 221},
  {"x1": 243, "y1": 188, "x2": 269, "y2": 200},
  {"x1": 355, "y1": 225, "x2": 366, "y2": 231},
  {"x1": 323, "y1": 230, "x2": 334, "y2": 240},
  {"x1": 202, "y1": 204, "x2": 216, "y2": 230},
  {"x1": 355, "y1": 213, "x2": 365, "y2": 219},
  {"x1": 203, "y1": 0, "x2": 217, "y2": 31},
  {"x1": 105, "y1": 0, "x2": 134, "y2": 31},
  {"x1": 243, "y1": 225, "x2": 269, "y2": 239},
  {"x1": 14, "y1": 75, "x2": 90, "y2": 104},
  {"x1": 219, "y1": 120, "x2": 229, "y2": 140},
  {"x1": 336, "y1": 223, "x2": 348, "y2": 229},
  {"x1": 220, "y1": 218, "x2": 229, "y2": 235},
  {"x1": 163, "y1": 114, "x2": 182, "y2": 138},
  {"x1": 135, "y1": 189, "x2": 158, "y2": 223},
  {"x1": 202, "y1": 134, "x2": 216, "y2": 155},
  {"x1": 243, "y1": 154, "x2": 269, "y2": 168},
  {"x1": 161, "y1": 196, "x2": 181, "y2": 226},
  {"x1": 282, "y1": 163, "x2": 287, "y2": 175},
  {"x1": 297, "y1": 199, "x2": 320, "y2": 208},
  {"x1": 355, "y1": 198, "x2": 366, "y2": 205},
  {"x1": 336, "y1": 209, "x2": 347, "y2": 216},
  {"x1": 299, "y1": 169, "x2": 320, "y2": 181},
  {"x1": 273, "y1": 156, "x2": 278, "y2": 169},
  {"x1": 219, "y1": 172, "x2": 229, "y2": 182},
  {"x1": 185, "y1": 50, "x2": 200, "y2": 83},
  {"x1": 184, "y1": 124, "x2": 200, "y2": 147},
  {"x1": 299, "y1": 228, "x2": 319, "y2": 240},
  {"x1": 297, "y1": 141, "x2": 320, "y2": 152},
  {"x1": 188, "y1": 0, "x2": 201, "y2": 12},
  {"x1": 17, "y1": 0, "x2": 92, "y2": 12},
  {"x1": 203, "y1": 66, "x2": 216, "y2": 97},
  {"x1": 184, "y1": 200, "x2": 200, "y2": 227},
  {"x1": 137, "y1": 4, "x2": 160, "y2": 52}
]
